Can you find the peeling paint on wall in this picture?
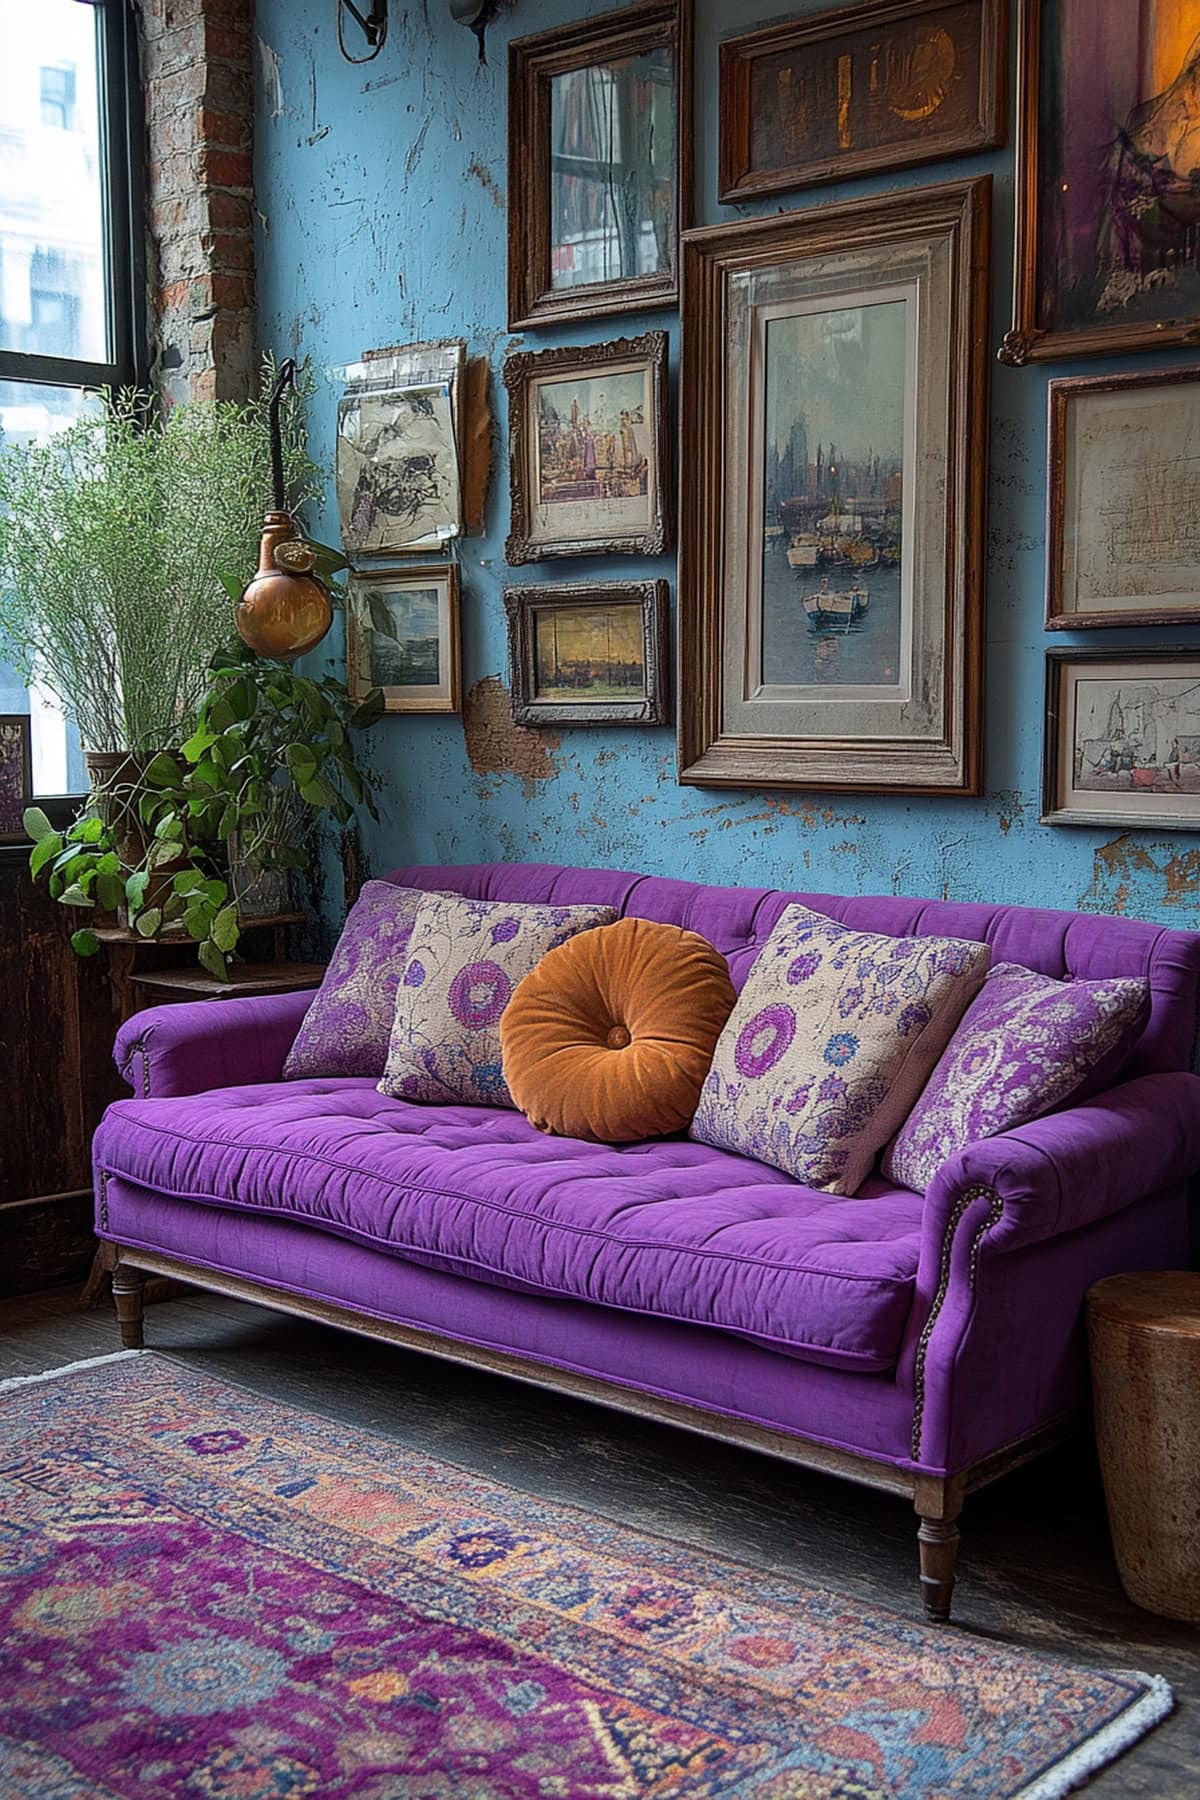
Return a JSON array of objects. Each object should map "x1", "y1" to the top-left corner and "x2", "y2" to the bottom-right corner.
[
  {"x1": 463, "y1": 676, "x2": 561, "y2": 786},
  {"x1": 1080, "y1": 834, "x2": 1200, "y2": 917}
]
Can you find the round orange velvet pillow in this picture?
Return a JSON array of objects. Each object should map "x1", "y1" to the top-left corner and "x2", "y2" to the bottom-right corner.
[{"x1": 500, "y1": 916, "x2": 736, "y2": 1143}]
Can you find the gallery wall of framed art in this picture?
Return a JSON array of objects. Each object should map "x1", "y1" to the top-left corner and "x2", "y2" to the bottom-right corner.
[{"x1": 250, "y1": 0, "x2": 1200, "y2": 925}]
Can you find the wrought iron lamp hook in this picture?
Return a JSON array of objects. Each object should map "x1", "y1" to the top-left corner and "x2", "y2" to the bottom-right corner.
[{"x1": 267, "y1": 357, "x2": 298, "y2": 513}]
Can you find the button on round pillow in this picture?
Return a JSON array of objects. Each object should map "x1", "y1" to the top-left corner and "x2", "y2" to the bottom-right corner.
[{"x1": 500, "y1": 917, "x2": 736, "y2": 1143}]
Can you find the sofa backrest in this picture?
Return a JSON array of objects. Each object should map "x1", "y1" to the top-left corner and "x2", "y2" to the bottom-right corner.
[{"x1": 386, "y1": 861, "x2": 1200, "y2": 1079}]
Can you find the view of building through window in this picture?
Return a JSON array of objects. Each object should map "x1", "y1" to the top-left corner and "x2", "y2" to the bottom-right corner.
[{"x1": 0, "y1": 0, "x2": 111, "y2": 795}]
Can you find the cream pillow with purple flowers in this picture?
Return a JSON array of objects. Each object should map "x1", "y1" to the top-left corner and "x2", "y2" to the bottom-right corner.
[
  {"x1": 881, "y1": 961, "x2": 1150, "y2": 1194},
  {"x1": 379, "y1": 892, "x2": 616, "y2": 1108},
  {"x1": 690, "y1": 905, "x2": 990, "y2": 1195}
]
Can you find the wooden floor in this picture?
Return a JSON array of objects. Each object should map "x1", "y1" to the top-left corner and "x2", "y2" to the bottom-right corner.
[{"x1": 3, "y1": 1283, "x2": 1198, "y2": 1796}]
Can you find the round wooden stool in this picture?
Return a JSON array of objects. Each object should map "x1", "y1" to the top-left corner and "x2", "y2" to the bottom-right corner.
[{"x1": 1087, "y1": 1272, "x2": 1200, "y2": 1622}]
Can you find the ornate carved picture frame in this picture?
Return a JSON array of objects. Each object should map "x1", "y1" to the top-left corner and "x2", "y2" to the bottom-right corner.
[
  {"x1": 678, "y1": 179, "x2": 990, "y2": 795},
  {"x1": 508, "y1": 0, "x2": 692, "y2": 331},
  {"x1": 504, "y1": 332, "x2": 670, "y2": 566},
  {"x1": 719, "y1": 0, "x2": 1006, "y2": 204},
  {"x1": 504, "y1": 580, "x2": 670, "y2": 727}
]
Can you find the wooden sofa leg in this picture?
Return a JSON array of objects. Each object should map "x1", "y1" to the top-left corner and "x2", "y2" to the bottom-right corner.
[
  {"x1": 914, "y1": 1474, "x2": 966, "y2": 1624},
  {"x1": 112, "y1": 1263, "x2": 145, "y2": 1349}
]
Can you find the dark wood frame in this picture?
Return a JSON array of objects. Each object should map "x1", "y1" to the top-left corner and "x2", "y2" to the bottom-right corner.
[
  {"x1": 504, "y1": 579, "x2": 670, "y2": 726},
  {"x1": 678, "y1": 178, "x2": 990, "y2": 795},
  {"x1": 504, "y1": 333, "x2": 670, "y2": 566},
  {"x1": 1042, "y1": 645, "x2": 1200, "y2": 830},
  {"x1": 718, "y1": 0, "x2": 1006, "y2": 204},
  {"x1": 0, "y1": 714, "x2": 33, "y2": 843},
  {"x1": 1046, "y1": 366, "x2": 1200, "y2": 630},
  {"x1": 507, "y1": 0, "x2": 693, "y2": 330},
  {"x1": 100, "y1": 1238, "x2": 1076, "y2": 1624},
  {"x1": 1000, "y1": 0, "x2": 1200, "y2": 366},
  {"x1": 346, "y1": 563, "x2": 462, "y2": 715}
]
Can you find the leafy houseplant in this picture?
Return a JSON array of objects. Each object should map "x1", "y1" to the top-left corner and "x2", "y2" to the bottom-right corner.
[
  {"x1": 0, "y1": 360, "x2": 319, "y2": 766},
  {"x1": 24, "y1": 646, "x2": 383, "y2": 980}
]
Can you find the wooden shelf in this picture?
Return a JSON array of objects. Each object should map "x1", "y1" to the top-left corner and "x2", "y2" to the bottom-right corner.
[
  {"x1": 130, "y1": 961, "x2": 326, "y2": 1002},
  {"x1": 92, "y1": 910, "x2": 305, "y2": 947}
]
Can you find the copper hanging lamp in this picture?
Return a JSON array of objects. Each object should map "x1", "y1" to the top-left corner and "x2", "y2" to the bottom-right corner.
[{"x1": 235, "y1": 359, "x2": 334, "y2": 660}]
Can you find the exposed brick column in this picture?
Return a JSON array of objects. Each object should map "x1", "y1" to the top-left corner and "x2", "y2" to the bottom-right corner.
[{"x1": 135, "y1": 0, "x2": 256, "y2": 405}]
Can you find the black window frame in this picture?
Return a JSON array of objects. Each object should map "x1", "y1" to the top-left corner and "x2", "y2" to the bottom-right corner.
[
  {"x1": 0, "y1": 0, "x2": 147, "y2": 834},
  {"x1": 0, "y1": 0, "x2": 146, "y2": 397}
]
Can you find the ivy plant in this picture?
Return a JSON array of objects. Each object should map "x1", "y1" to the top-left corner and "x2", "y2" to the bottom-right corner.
[{"x1": 24, "y1": 644, "x2": 383, "y2": 981}]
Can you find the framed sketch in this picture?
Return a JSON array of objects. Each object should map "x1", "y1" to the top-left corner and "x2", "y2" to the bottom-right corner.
[
  {"x1": 347, "y1": 566, "x2": 461, "y2": 714},
  {"x1": 0, "y1": 714, "x2": 32, "y2": 841},
  {"x1": 1003, "y1": 0, "x2": 1200, "y2": 365},
  {"x1": 504, "y1": 580, "x2": 669, "y2": 726},
  {"x1": 504, "y1": 333, "x2": 669, "y2": 565},
  {"x1": 507, "y1": 1, "x2": 691, "y2": 330},
  {"x1": 1043, "y1": 649, "x2": 1200, "y2": 830},
  {"x1": 1047, "y1": 367, "x2": 1200, "y2": 629},
  {"x1": 719, "y1": 0, "x2": 1006, "y2": 203},
  {"x1": 336, "y1": 382, "x2": 461, "y2": 557},
  {"x1": 678, "y1": 178, "x2": 990, "y2": 794}
]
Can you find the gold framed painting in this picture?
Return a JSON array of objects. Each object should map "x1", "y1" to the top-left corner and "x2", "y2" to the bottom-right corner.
[
  {"x1": 678, "y1": 178, "x2": 990, "y2": 794},
  {"x1": 507, "y1": 0, "x2": 691, "y2": 330},
  {"x1": 1043, "y1": 648, "x2": 1200, "y2": 830},
  {"x1": 347, "y1": 565, "x2": 461, "y2": 714},
  {"x1": 504, "y1": 333, "x2": 669, "y2": 565},
  {"x1": 1047, "y1": 366, "x2": 1200, "y2": 630},
  {"x1": 1003, "y1": 0, "x2": 1200, "y2": 365},
  {"x1": 504, "y1": 580, "x2": 669, "y2": 726}
]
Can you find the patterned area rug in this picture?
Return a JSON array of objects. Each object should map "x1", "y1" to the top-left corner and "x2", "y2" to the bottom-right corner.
[{"x1": 0, "y1": 1353, "x2": 1169, "y2": 1799}]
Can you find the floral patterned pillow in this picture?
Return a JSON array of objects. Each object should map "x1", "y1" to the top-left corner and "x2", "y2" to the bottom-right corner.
[
  {"x1": 378, "y1": 894, "x2": 617, "y2": 1108},
  {"x1": 284, "y1": 881, "x2": 445, "y2": 1080},
  {"x1": 882, "y1": 962, "x2": 1150, "y2": 1194},
  {"x1": 690, "y1": 905, "x2": 991, "y2": 1195}
]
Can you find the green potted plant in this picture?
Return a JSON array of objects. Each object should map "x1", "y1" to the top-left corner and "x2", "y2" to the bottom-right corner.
[{"x1": 23, "y1": 643, "x2": 383, "y2": 980}]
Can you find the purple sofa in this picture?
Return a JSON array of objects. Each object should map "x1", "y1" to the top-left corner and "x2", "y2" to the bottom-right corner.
[{"x1": 94, "y1": 863, "x2": 1200, "y2": 1620}]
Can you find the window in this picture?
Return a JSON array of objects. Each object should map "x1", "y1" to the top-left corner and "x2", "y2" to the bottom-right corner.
[
  {"x1": 0, "y1": 0, "x2": 143, "y2": 806},
  {"x1": 40, "y1": 63, "x2": 77, "y2": 130}
]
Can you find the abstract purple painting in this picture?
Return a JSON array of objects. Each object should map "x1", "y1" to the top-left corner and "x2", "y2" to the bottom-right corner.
[{"x1": 1005, "y1": 0, "x2": 1200, "y2": 362}]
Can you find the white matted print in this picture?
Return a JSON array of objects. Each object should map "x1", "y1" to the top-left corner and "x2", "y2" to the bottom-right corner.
[
  {"x1": 1048, "y1": 367, "x2": 1200, "y2": 628},
  {"x1": 336, "y1": 383, "x2": 461, "y2": 557},
  {"x1": 1044, "y1": 650, "x2": 1200, "y2": 829},
  {"x1": 347, "y1": 566, "x2": 461, "y2": 714}
]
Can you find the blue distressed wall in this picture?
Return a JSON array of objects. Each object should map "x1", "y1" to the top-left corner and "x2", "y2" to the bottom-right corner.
[{"x1": 253, "y1": 0, "x2": 1200, "y2": 922}]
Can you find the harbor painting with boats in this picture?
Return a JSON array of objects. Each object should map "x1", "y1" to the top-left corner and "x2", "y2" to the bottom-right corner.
[{"x1": 760, "y1": 297, "x2": 906, "y2": 689}]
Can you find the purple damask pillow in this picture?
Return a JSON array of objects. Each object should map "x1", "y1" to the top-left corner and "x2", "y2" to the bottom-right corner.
[
  {"x1": 379, "y1": 893, "x2": 616, "y2": 1108},
  {"x1": 690, "y1": 905, "x2": 991, "y2": 1195},
  {"x1": 284, "y1": 882, "x2": 444, "y2": 1079},
  {"x1": 882, "y1": 962, "x2": 1151, "y2": 1194}
]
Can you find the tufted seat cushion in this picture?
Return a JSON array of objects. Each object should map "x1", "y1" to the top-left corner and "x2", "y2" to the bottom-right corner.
[{"x1": 93, "y1": 1078, "x2": 925, "y2": 1373}]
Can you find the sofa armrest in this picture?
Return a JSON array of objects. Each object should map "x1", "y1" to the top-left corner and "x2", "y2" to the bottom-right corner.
[
  {"x1": 114, "y1": 991, "x2": 314, "y2": 1099},
  {"x1": 922, "y1": 1070, "x2": 1200, "y2": 1258}
]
